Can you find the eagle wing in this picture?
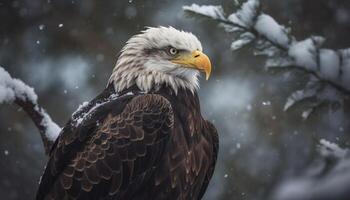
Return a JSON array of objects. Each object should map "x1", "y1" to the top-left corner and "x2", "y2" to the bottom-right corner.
[
  {"x1": 37, "y1": 94, "x2": 174, "y2": 200},
  {"x1": 197, "y1": 120, "x2": 219, "y2": 199}
]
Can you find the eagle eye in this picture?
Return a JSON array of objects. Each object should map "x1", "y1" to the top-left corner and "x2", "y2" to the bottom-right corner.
[{"x1": 167, "y1": 47, "x2": 178, "y2": 55}]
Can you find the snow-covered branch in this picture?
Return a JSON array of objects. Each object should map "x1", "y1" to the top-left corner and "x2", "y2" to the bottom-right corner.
[
  {"x1": 0, "y1": 67, "x2": 60, "y2": 154},
  {"x1": 184, "y1": 0, "x2": 350, "y2": 118},
  {"x1": 272, "y1": 139, "x2": 350, "y2": 200}
]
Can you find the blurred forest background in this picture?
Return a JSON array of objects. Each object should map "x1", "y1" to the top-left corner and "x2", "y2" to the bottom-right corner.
[{"x1": 1, "y1": 0, "x2": 350, "y2": 199}]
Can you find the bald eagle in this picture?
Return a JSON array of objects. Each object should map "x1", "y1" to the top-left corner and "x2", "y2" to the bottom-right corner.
[{"x1": 36, "y1": 26, "x2": 218, "y2": 200}]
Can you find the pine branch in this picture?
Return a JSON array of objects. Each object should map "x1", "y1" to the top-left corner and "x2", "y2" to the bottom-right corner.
[
  {"x1": 202, "y1": 16, "x2": 288, "y2": 51},
  {"x1": 183, "y1": 0, "x2": 350, "y2": 117},
  {"x1": 0, "y1": 67, "x2": 60, "y2": 155}
]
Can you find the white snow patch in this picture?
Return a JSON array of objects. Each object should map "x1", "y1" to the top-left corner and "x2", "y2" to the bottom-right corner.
[
  {"x1": 231, "y1": 37, "x2": 253, "y2": 51},
  {"x1": 0, "y1": 67, "x2": 38, "y2": 104},
  {"x1": 71, "y1": 91, "x2": 123, "y2": 127},
  {"x1": 39, "y1": 108, "x2": 61, "y2": 141},
  {"x1": 72, "y1": 101, "x2": 89, "y2": 116},
  {"x1": 228, "y1": 0, "x2": 260, "y2": 27},
  {"x1": 254, "y1": 14, "x2": 290, "y2": 48},
  {"x1": 288, "y1": 39, "x2": 317, "y2": 71},
  {"x1": 284, "y1": 87, "x2": 318, "y2": 111},
  {"x1": 73, "y1": 102, "x2": 102, "y2": 126},
  {"x1": 0, "y1": 67, "x2": 60, "y2": 141},
  {"x1": 319, "y1": 49, "x2": 340, "y2": 81},
  {"x1": 183, "y1": 4, "x2": 225, "y2": 20},
  {"x1": 319, "y1": 139, "x2": 347, "y2": 159}
]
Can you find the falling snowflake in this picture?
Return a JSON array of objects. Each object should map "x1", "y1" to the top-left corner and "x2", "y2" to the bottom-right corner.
[
  {"x1": 246, "y1": 104, "x2": 252, "y2": 111},
  {"x1": 38, "y1": 24, "x2": 45, "y2": 30},
  {"x1": 262, "y1": 101, "x2": 271, "y2": 106}
]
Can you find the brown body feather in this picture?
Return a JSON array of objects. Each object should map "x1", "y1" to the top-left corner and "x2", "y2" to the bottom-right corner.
[{"x1": 36, "y1": 84, "x2": 218, "y2": 200}]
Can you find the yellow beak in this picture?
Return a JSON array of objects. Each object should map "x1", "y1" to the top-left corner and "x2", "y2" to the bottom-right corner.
[{"x1": 171, "y1": 50, "x2": 212, "y2": 80}]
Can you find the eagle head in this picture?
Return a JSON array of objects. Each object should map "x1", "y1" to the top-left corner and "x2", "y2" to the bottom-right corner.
[{"x1": 109, "y1": 26, "x2": 212, "y2": 94}]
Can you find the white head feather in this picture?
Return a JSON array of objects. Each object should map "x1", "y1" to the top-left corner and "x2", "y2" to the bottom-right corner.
[{"x1": 108, "y1": 26, "x2": 203, "y2": 94}]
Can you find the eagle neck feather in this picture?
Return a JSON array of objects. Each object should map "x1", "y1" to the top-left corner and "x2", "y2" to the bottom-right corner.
[{"x1": 109, "y1": 68, "x2": 199, "y2": 95}]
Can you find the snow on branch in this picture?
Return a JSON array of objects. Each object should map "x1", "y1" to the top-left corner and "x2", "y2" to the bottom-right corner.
[
  {"x1": 184, "y1": 0, "x2": 350, "y2": 118},
  {"x1": 182, "y1": 4, "x2": 226, "y2": 21},
  {"x1": 0, "y1": 67, "x2": 60, "y2": 154},
  {"x1": 272, "y1": 139, "x2": 350, "y2": 200},
  {"x1": 318, "y1": 139, "x2": 347, "y2": 158}
]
